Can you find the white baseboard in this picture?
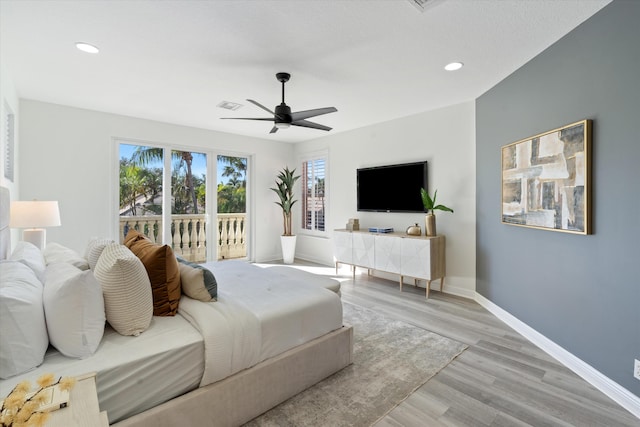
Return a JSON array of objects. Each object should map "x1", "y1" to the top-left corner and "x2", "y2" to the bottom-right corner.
[
  {"x1": 474, "y1": 292, "x2": 640, "y2": 419},
  {"x1": 440, "y1": 283, "x2": 475, "y2": 300},
  {"x1": 294, "y1": 253, "x2": 334, "y2": 267}
]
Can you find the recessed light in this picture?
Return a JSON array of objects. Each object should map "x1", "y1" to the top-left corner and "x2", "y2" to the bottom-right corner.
[
  {"x1": 444, "y1": 62, "x2": 463, "y2": 71},
  {"x1": 75, "y1": 42, "x2": 100, "y2": 54}
]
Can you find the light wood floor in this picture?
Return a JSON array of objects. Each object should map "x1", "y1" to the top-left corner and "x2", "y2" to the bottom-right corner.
[{"x1": 283, "y1": 262, "x2": 640, "y2": 427}]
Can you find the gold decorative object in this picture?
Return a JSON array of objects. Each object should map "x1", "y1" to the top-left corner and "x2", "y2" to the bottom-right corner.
[
  {"x1": 420, "y1": 188, "x2": 453, "y2": 237},
  {"x1": 425, "y1": 214, "x2": 436, "y2": 237},
  {"x1": 406, "y1": 223, "x2": 421, "y2": 236}
]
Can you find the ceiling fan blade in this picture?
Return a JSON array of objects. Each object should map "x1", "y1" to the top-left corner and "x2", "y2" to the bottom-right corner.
[
  {"x1": 247, "y1": 99, "x2": 283, "y2": 119},
  {"x1": 220, "y1": 117, "x2": 274, "y2": 121},
  {"x1": 291, "y1": 119, "x2": 332, "y2": 131},
  {"x1": 291, "y1": 107, "x2": 337, "y2": 122},
  {"x1": 270, "y1": 126, "x2": 278, "y2": 134}
]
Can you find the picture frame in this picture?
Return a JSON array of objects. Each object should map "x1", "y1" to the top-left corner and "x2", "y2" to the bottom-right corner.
[{"x1": 501, "y1": 119, "x2": 592, "y2": 235}]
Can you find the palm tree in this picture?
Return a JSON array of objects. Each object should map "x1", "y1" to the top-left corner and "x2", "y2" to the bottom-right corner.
[
  {"x1": 141, "y1": 167, "x2": 163, "y2": 206},
  {"x1": 120, "y1": 162, "x2": 147, "y2": 215},
  {"x1": 217, "y1": 156, "x2": 247, "y2": 213},
  {"x1": 132, "y1": 147, "x2": 199, "y2": 214},
  {"x1": 219, "y1": 156, "x2": 247, "y2": 187}
]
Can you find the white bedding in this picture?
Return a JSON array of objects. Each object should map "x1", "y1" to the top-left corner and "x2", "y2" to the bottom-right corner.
[
  {"x1": 0, "y1": 315, "x2": 204, "y2": 424},
  {"x1": 181, "y1": 260, "x2": 343, "y2": 386},
  {"x1": 0, "y1": 261, "x2": 343, "y2": 424}
]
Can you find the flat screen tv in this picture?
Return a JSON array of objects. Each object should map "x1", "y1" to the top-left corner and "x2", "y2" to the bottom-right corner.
[{"x1": 357, "y1": 161, "x2": 428, "y2": 212}]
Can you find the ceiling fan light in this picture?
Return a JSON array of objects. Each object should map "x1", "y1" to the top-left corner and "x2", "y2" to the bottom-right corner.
[{"x1": 275, "y1": 122, "x2": 290, "y2": 129}]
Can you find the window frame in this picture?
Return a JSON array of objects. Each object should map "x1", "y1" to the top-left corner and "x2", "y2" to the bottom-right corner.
[{"x1": 299, "y1": 150, "x2": 328, "y2": 237}]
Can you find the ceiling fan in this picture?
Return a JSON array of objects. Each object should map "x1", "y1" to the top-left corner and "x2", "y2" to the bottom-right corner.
[{"x1": 221, "y1": 72, "x2": 337, "y2": 134}]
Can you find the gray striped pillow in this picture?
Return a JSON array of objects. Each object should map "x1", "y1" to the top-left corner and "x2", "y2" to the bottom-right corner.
[{"x1": 94, "y1": 243, "x2": 153, "y2": 336}]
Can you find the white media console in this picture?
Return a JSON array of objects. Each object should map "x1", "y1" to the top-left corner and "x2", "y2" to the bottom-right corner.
[{"x1": 333, "y1": 229, "x2": 445, "y2": 298}]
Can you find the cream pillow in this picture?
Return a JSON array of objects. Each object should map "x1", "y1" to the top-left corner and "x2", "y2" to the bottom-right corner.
[
  {"x1": 0, "y1": 261, "x2": 48, "y2": 379},
  {"x1": 44, "y1": 242, "x2": 90, "y2": 270},
  {"x1": 177, "y1": 258, "x2": 217, "y2": 302},
  {"x1": 94, "y1": 244, "x2": 153, "y2": 336},
  {"x1": 9, "y1": 241, "x2": 46, "y2": 282},
  {"x1": 85, "y1": 237, "x2": 115, "y2": 270},
  {"x1": 44, "y1": 263, "x2": 105, "y2": 358}
]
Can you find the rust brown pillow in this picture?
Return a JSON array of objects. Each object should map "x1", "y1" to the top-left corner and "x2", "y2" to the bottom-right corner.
[{"x1": 124, "y1": 229, "x2": 181, "y2": 316}]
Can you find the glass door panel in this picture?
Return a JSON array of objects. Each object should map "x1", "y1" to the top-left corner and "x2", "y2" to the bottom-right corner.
[
  {"x1": 217, "y1": 155, "x2": 247, "y2": 260},
  {"x1": 118, "y1": 143, "x2": 164, "y2": 244},
  {"x1": 171, "y1": 150, "x2": 207, "y2": 262}
]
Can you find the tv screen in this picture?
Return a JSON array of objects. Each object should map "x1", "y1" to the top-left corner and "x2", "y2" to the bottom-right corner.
[{"x1": 357, "y1": 161, "x2": 428, "y2": 212}]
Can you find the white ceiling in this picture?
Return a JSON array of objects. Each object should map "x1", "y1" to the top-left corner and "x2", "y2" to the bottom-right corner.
[{"x1": 0, "y1": 0, "x2": 611, "y2": 143}]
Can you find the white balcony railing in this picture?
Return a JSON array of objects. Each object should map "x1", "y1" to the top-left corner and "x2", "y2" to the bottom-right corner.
[{"x1": 119, "y1": 213, "x2": 246, "y2": 263}]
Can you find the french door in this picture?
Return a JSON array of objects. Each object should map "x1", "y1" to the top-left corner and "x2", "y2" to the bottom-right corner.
[{"x1": 118, "y1": 141, "x2": 251, "y2": 261}]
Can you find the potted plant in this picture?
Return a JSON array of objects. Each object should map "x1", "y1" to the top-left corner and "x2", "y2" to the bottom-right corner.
[
  {"x1": 420, "y1": 188, "x2": 453, "y2": 236},
  {"x1": 271, "y1": 166, "x2": 300, "y2": 263}
]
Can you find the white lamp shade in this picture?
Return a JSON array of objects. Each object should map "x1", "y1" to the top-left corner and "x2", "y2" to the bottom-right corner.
[{"x1": 9, "y1": 201, "x2": 61, "y2": 228}]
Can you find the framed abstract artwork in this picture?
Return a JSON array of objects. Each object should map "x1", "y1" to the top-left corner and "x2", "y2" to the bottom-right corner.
[{"x1": 501, "y1": 119, "x2": 592, "y2": 235}]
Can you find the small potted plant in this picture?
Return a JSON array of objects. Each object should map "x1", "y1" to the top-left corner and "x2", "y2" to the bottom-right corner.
[
  {"x1": 420, "y1": 188, "x2": 453, "y2": 236},
  {"x1": 271, "y1": 166, "x2": 300, "y2": 263}
]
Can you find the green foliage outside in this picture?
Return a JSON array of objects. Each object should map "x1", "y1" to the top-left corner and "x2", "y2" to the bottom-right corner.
[
  {"x1": 119, "y1": 147, "x2": 246, "y2": 216},
  {"x1": 217, "y1": 156, "x2": 246, "y2": 213}
]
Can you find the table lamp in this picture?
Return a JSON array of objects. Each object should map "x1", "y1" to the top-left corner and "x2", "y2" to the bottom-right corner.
[{"x1": 9, "y1": 200, "x2": 61, "y2": 250}]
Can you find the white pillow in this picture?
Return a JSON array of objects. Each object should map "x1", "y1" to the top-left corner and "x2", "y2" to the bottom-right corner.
[
  {"x1": 85, "y1": 237, "x2": 115, "y2": 270},
  {"x1": 44, "y1": 242, "x2": 90, "y2": 270},
  {"x1": 9, "y1": 241, "x2": 46, "y2": 282},
  {"x1": 94, "y1": 244, "x2": 153, "y2": 336},
  {"x1": 44, "y1": 263, "x2": 105, "y2": 358},
  {"x1": 0, "y1": 261, "x2": 48, "y2": 379}
]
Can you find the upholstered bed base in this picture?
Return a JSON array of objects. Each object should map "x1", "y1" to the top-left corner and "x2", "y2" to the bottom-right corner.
[{"x1": 113, "y1": 324, "x2": 353, "y2": 427}]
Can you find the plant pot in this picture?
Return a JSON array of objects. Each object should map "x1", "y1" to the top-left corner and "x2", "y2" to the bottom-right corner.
[
  {"x1": 425, "y1": 214, "x2": 436, "y2": 237},
  {"x1": 280, "y1": 235, "x2": 297, "y2": 264}
]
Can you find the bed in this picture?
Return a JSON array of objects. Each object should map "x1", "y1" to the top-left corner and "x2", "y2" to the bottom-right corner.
[{"x1": 0, "y1": 186, "x2": 353, "y2": 426}]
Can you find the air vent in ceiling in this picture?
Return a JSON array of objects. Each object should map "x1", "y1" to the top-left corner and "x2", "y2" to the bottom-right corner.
[
  {"x1": 217, "y1": 101, "x2": 243, "y2": 111},
  {"x1": 407, "y1": 0, "x2": 445, "y2": 13}
]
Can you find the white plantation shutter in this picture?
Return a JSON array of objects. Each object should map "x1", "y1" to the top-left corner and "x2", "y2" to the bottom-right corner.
[
  {"x1": 301, "y1": 152, "x2": 327, "y2": 233},
  {"x1": 3, "y1": 102, "x2": 15, "y2": 182}
]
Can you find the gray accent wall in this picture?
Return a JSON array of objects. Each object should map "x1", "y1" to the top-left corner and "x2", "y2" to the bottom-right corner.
[{"x1": 476, "y1": 0, "x2": 640, "y2": 397}]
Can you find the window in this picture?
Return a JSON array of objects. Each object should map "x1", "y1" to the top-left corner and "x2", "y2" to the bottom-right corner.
[
  {"x1": 117, "y1": 140, "x2": 251, "y2": 262},
  {"x1": 301, "y1": 152, "x2": 327, "y2": 233},
  {"x1": 3, "y1": 101, "x2": 14, "y2": 182}
]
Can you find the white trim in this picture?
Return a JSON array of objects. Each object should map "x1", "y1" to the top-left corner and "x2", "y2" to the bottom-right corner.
[
  {"x1": 245, "y1": 154, "x2": 255, "y2": 262},
  {"x1": 475, "y1": 292, "x2": 640, "y2": 419},
  {"x1": 439, "y1": 283, "x2": 475, "y2": 300},
  {"x1": 110, "y1": 137, "x2": 119, "y2": 240},
  {"x1": 162, "y1": 147, "x2": 172, "y2": 247},
  {"x1": 206, "y1": 152, "x2": 216, "y2": 262}
]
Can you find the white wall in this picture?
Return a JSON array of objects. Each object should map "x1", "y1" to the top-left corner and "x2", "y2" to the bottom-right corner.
[
  {"x1": 294, "y1": 101, "x2": 476, "y2": 297},
  {"x1": 18, "y1": 100, "x2": 293, "y2": 261},
  {"x1": 17, "y1": 99, "x2": 476, "y2": 296}
]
